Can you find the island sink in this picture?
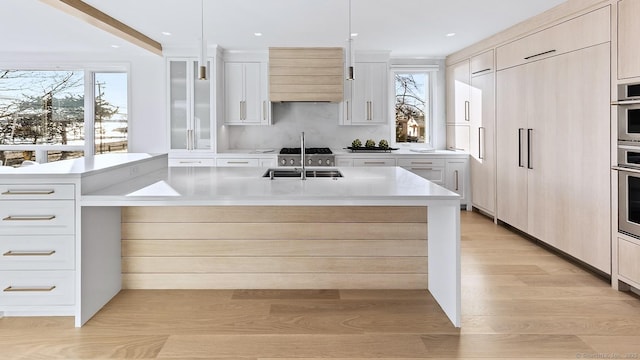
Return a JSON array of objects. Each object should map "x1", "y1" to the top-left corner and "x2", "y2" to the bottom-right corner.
[{"x1": 263, "y1": 168, "x2": 343, "y2": 179}]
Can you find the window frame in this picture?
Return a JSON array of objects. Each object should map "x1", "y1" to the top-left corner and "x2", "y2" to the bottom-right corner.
[
  {"x1": 389, "y1": 65, "x2": 438, "y2": 148},
  {"x1": 0, "y1": 63, "x2": 130, "y2": 163}
]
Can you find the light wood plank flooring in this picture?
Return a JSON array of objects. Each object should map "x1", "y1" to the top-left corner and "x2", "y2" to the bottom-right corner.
[{"x1": 1, "y1": 211, "x2": 639, "y2": 359}]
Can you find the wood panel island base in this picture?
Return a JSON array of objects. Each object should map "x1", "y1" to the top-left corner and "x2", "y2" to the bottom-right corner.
[
  {"x1": 121, "y1": 206, "x2": 428, "y2": 289},
  {"x1": 0, "y1": 154, "x2": 461, "y2": 327}
]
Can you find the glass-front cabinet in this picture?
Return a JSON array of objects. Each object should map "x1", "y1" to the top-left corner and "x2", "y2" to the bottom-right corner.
[{"x1": 168, "y1": 58, "x2": 214, "y2": 151}]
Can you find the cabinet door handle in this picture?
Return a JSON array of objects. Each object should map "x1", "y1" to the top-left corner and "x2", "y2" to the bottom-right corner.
[
  {"x1": 364, "y1": 161, "x2": 386, "y2": 165},
  {"x1": 262, "y1": 101, "x2": 267, "y2": 121},
  {"x1": 411, "y1": 167, "x2": 433, "y2": 171},
  {"x1": 454, "y1": 170, "x2": 459, "y2": 191},
  {"x1": 227, "y1": 161, "x2": 250, "y2": 164},
  {"x1": 411, "y1": 161, "x2": 433, "y2": 165},
  {"x1": 518, "y1": 128, "x2": 524, "y2": 168},
  {"x1": 346, "y1": 101, "x2": 350, "y2": 121},
  {"x1": 524, "y1": 49, "x2": 556, "y2": 60},
  {"x1": 464, "y1": 101, "x2": 470, "y2": 121},
  {"x1": 4, "y1": 286, "x2": 56, "y2": 292},
  {"x1": 3, "y1": 215, "x2": 56, "y2": 221},
  {"x1": 2, "y1": 190, "x2": 55, "y2": 196},
  {"x1": 471, "y1": 68, "x2": 491, "y2": 75},
  {"x1": 527, "y1": 128, "x2": 533, "y2": 170},
  {"x1": 178, "y1": 160, "x2": 202, "y2": 164},
  {"x1": 3, "y1": 250, "x2": 56, "y2": 256},
  {"x1": 478, "y1": 127, "x2": 485, "y2": 160}
]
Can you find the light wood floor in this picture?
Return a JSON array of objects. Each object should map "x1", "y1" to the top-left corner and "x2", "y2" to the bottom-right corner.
[{"x1": 2, "y1": 211, "x2": 640, "y2": 359}]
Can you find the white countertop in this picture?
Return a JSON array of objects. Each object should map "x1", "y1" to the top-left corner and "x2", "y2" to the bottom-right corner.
[
  {"x1": 82, "y1": 165, "x2": 460, "y2": 207},
  {"x1": 0, "y1": 153, "x2": 161, "y2": 177},
  {"x1": 213, "y1": 148, "x2": 468, "y2": 157}
]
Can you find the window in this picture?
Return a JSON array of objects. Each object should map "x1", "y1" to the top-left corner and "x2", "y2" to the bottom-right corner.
[
  {"x1": 0, "y1": 69, "x2": 127, "y2": 166},
  {"x1": 393, "y1": 69, "x2": 433, "y2": 145}
]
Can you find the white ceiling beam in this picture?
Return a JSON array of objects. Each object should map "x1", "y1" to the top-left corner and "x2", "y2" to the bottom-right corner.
[{"x1": 39, "y1": 0, "x2": 163, "y2": 56}]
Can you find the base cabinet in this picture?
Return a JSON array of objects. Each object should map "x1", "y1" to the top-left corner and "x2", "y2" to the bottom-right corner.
[
  {"x1": 0, "y1": 183, "x2": 76, "y2": 313},
  {"x1": 618, "y1": 237, "x2": 640, "y2": 288}
]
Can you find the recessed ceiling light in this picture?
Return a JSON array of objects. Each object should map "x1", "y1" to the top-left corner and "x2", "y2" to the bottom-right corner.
[
  {"x1": 446, "y1": 33, "x2": 456, "y2": 37},
  {"x1": 351, "y1": 33, "x2": 359, "y2": 37},
  {"x1": 161, "y1": 31, "x2": 172, "y2": 36},
  {"x1": 254, "y1": 32, "x2": 263, "y2": 37},
  {"x1": 111, "y1": 44, "x2": 120, "y2": 48}
]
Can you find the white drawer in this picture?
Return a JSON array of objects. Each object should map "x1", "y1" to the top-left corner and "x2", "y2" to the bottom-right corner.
[
  {"x1": 397, "y1": 158, "x2": 445, "y2": 168},
  {"x1": 0, "y1": 270, "x2": 74, "y2": 306},
  {"x1": 0, "y1": 184, "x2": 75, "y2": 200},
  {"x1": 0, "y1": 200, "x2": 75, "y2": 235},
  {"x1": 402, "y1": 167, "x2": 445, "y2": 184},
  {"x1": 353, "y1": 158, "x2": 396, "y2": 167},
  {"x1": 0, "y1": 235, "x2": 74, "y2": 270},
  {"x1": 216, "y1": 158, "x2": 260, "y2": 167},
  {"x1": 168, "y1": 158, "x2": 215, "y2": 167},
  {"x1": 335, "y1": 158, "x2": 354, "y2": 167}
]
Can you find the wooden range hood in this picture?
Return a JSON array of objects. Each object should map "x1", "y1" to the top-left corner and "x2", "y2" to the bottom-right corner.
[{"x1": 269, "y1": 47, "x2": 344, "y2": 102}]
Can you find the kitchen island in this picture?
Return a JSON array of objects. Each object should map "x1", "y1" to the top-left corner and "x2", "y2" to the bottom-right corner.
[{"x1": 0, "y1": 153, "x2": 461, "y2": 327}]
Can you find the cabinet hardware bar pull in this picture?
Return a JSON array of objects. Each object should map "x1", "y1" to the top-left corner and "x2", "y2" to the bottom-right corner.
[
  {"x1": 263, "y1": 101, "x2": 267, "y2": 121},
  {"x1": 228, "y1": 161, "x2": 249, "y2": 164},
  {"x1": 611, "y1": 100, "x2": 640, "y2": 105},
  {"x1": 464, "y1": 101, "x2": 470, "y2": 121},
  {"x1": 454, "y1": 170, "x2": 459, "y2": 191},
  {"x1": 479, "y1": 127, "x2": 485, "y2": 160},
  {"x1": 3, "y1": 250, "x2": 56, "y2": 256},
  {"x1": 524, "y1": 49, "x2": 556, "y2": 60},
  {"x1": 4, "y1": 286, "x2": 56, "y2": 292},
  {"x1": 2, "y1": 190, "x2": 55, "y2": 195},
  {"x1": 364, "y1": 162, "x2": 386, "y2": 165},
  {"x1": 527, "y1": 128, "x2": 533, "y2": 169},
  {"x1": 471, "y1": 68, "x2": 491, "y2": 75},
  {"x1": 478, "y1": 128, "x2": 483, "y2": 160},
  {"x1": 518, "y1": 128, "x2": 524, "y2": 168},
  {"x1": 369, "y1": 101, "x2": 373, "y2": 120},
  {"x1": 346, "y1": 101, "x2": 350, "y2": 121},
  {"x1": 178, "y1": 161, "x2": 202, "y2": 164},
  {"x1": 412, "y1": 162, "x2": 433, "y2": 165},
  {"x1": 2, "y1": 215, "x2": 56, "y2": 221},
  {"x1": 411, "y1": 167, "x2": 433, "y2": 171}
]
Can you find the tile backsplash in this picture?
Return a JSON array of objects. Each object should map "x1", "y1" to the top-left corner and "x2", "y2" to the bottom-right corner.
[{"x1": 223, "y1": 102, "x2": 391, "y2": 150}]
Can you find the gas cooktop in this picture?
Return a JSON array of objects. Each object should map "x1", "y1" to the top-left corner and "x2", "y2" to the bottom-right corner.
[{"x1": 279, "y1": 147, "x2": 333, "y2": 155}]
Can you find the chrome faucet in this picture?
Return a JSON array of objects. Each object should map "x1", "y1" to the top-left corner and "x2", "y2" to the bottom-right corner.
[{"x1": 300, "y1": 131, "x2": 306, "y2": 180}]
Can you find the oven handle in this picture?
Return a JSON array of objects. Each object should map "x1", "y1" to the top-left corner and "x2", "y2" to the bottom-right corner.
[{"x1": 612, "y1": 100, "x2": 640, "y2": 105}]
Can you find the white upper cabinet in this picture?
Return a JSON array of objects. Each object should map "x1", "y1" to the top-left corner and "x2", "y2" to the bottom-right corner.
[
  {"x1": 224, "y1": 61, "x2": 270, "y2": 125},
  {"x1": 168, "y1": 58, "x2": 214, "y2": 151},
  {"x1": 446, "y1": 59, "x2": 471, "y2": 125},
  {"x1": 342, "y1": 62, "x2": 388, "y2": 125}
]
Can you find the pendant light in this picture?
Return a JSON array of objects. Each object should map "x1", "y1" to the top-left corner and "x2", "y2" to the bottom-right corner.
[
  {"x1": 346, "y1": 0, "x2": 354, "y2": 80},
  {"x1": 198, "y1": 0, "x2": 207, "y2": 80}
]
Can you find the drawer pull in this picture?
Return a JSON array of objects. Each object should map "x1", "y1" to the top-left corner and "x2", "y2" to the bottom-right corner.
[
  {"x1": 2, "y1": 215, "x2": 56, "y2": 221},
  {"x1": 471, "y1": 68, "x2": 491, "y2": 75},
  {"x1": 2, "y1": 190, "x2": 55, "y2": 195},
  {"x1": 364, "y1": 162, "x2": 387, "y2": 165},
  {"x1": 227, "y1": 161, "x2": 250, "y2": 164},
  {"x1": 4, "y1": 285, "x2": 56, "y2": 292},
  {"x1": 3, "y1": 250, "x2": 56, "y2": 256},
  {"x1": 411, "y1": 161, "x2": 433, "y2": 165},
  {"x1": 411, "y1": 167, "x2": 434, "y2": 171},
  {"x1": 524, "y1": 49, "x2": 556, "y2": 60}
]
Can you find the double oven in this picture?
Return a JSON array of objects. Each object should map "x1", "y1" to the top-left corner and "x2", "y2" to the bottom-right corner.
[{"x1": 617, "y1": 82, "x2": 640, "y2": 238}]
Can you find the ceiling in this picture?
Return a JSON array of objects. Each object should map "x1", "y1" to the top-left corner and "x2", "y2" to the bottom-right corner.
[{"x1": 2, "y1": 0, "x2": 567, "y2": 58}]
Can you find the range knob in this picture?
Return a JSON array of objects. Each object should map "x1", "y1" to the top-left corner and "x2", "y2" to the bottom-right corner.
[
  {"x1": 326, "y1": 159, "x2": 332, "y2": 165},
  {"x1": 280, "y1": 159, "x2": 286, "y2": 165},
  {"x1": 318, "y1": 159, "x2": 323, "y2": 165},
  {"x1": 308, "y1": 158, "x2": 313, "y2": 165},
  {"x1": 289, "y1": 159, "x2": 295, "y2": 165}
]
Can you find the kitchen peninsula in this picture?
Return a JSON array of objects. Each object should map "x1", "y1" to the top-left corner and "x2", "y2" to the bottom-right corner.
[{"x1": 0, "y1": 153, "x2": 461, "y2": 327}]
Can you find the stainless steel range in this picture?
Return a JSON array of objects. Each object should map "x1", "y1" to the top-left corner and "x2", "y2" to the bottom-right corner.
[{"x1": 278, "y1": 147, "x2": 335, "y2": 166}]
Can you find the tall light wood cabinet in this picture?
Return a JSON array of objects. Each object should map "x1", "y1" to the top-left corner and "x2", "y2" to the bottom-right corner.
[
  {"x1": 617, "y1": 0, "x2": 640, "y2": 80},
  {"x1": 497, "y1": 41, "x2": 611, "y2": 273},
  {"x1": 469, "y1": 50, "x2": 496, "y2": 215}
]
